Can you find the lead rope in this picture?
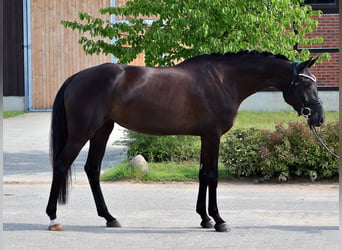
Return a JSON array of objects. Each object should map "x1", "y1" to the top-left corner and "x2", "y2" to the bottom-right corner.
[{"x1": 309, "y1": 125, "x2": 340, "y2": 160}]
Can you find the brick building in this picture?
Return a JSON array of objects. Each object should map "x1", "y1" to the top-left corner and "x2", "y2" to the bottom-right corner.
[{"x1": 303, "y1": 0, "x2": 339, "y2": 89}]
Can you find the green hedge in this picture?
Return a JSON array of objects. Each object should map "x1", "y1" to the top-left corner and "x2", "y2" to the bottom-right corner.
[
  {"x1": 125, "y1": 131, "x2": 200, "y2": 162},
  {"x1": 220, "y1": 122, "x2": 339, "y2": 180},
  {"x1": 124, "y1": 122, "x2": 339, "y2": 180}
]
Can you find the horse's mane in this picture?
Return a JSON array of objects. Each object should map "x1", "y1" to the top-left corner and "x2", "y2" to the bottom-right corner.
[{"x1": 180, "y1": 50, "x2": 290, "y2": 64}]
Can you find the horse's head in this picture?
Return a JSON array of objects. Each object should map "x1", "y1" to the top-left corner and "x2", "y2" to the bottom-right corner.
[{"x1": 284, "y1": 58, "x2": 325, "y2": 127}]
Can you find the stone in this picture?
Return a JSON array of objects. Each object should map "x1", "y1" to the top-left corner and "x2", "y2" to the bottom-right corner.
[{"x1": 128, "y1": 154, "x2": 149, "y2": 172}]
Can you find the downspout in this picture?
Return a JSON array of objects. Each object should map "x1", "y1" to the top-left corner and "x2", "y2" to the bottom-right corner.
[
  {"x1": 23, "y1": 0, "x2": 32, "y2": 111},
  {"x1": 110, "y1": 0, "x2": 118, "y2": 64}
]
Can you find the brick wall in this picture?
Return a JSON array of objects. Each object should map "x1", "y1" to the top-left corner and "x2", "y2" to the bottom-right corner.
[
  {"x1": 300, "y1": 14, "x2": 339, "y2": 87},
  {"x1": 303, "y1": 14, "x2": 339, "y2": 49},
  {"x1": 310, "y1": 51, "x2": 339, "y2": 87}
]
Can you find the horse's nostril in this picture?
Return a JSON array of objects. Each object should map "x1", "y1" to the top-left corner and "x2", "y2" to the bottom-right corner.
[{"x1": 318, "y1": 117, "x2": 324, "y2": 126}]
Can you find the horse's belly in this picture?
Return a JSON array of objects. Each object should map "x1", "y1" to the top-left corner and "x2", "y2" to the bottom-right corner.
[
  {"x1": 111, "y1": 106, "x2": 200, "y2": 136},
  {"x1": 110, "y1": 82, "x2": 207, "y2": 135}
]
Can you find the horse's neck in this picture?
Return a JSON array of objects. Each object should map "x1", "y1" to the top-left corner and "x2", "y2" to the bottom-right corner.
[{"x1": 224, "y1": 60, "x2": 292, "y2": 103}]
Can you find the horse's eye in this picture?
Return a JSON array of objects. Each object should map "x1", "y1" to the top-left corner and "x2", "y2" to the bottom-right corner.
[
  {"x1": 299, "y1": 78, "x2": 312, "y2": 87},
  {"x1": 303, "y1": 81, "x2": 311, "y2": 87}
]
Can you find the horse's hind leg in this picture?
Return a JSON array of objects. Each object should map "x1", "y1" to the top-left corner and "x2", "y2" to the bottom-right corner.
[
  {"x1": 84, "y1": 120, "x2": 121, "y2": 228},
  {"x1": 46, "y1": 138, "x2": 87, "y2": 230}
]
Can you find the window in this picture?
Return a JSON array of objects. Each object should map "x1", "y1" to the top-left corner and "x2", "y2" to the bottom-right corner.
[
  {"x1": 305, "y1": 0, "x2": 335, "y2": 4},
  {"x1": 304, "y1": 0, "x2": 338, "y2": 13}
]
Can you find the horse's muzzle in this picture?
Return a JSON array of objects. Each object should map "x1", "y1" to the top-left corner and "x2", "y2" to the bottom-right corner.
[{"x1": 306, "y1": 107, "x2": 325, "y2": 127}]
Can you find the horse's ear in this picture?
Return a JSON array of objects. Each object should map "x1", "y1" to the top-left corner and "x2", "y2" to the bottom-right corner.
[
  {"x1": 296, "y1": 57, "x2": 318, "y2": 72},
  {"x1": 308, "y1": 57, "x2": 319, "y2": 68}
]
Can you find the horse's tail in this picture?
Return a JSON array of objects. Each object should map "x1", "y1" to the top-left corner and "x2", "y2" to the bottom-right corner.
[{"x1": 50, "y1": 74, "x2": 77, "y2": 204}]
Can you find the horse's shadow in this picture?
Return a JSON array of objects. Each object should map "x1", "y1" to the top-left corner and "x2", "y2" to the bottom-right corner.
[
  {"x1": 4, "y1": 223, "x2": 338, "y2": 234},
  {"x1": 3, "y1": 222, "x2": 202, "y2": 234}
]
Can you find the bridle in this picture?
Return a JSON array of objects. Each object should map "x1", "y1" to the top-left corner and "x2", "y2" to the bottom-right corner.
[
  {"x1": 285, "y1": 62, "x2": 322, "y2": 118},
  {"x1": 286, "y1": 62, "x2": 339, "y2": 160}
]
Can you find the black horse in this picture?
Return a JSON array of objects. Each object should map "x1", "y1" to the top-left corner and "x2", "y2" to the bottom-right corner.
[{"x1": 46, "y1": 51, "x2": 324, "y2": 232}]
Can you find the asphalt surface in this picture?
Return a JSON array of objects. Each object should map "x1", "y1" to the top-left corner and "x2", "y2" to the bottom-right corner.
[
  {"x1": 3, "y1": 112, "x2": 339, "y2": 250},
  {"x1": 3, "y1": 112, "x2": 127, "y2": 183}
]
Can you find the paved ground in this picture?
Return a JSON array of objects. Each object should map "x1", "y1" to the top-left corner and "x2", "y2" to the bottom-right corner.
[
  {"x1": 3, "y1": 112, "x2": 127, "y2": 183},
  {"x1": 3, "y1": 113, "x2": 339, "y2": 250}
]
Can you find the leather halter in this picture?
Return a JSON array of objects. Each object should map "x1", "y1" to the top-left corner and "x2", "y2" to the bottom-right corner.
[{"x1": 285, "y1": 62, "x2": 322, "y2": 117}]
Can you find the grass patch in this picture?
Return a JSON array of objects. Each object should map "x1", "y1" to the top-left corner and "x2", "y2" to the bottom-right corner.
[
  {"x1": 233, "y1": 111, "x2": 338, "y2": 130},
  {"x1": 101, "y1": 161, "x2": 231, "y2": 182},
  {"x1": 3, "y1": 111, "x2": 24, "y2": 118}
]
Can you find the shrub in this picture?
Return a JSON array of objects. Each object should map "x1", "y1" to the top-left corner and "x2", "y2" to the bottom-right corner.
[
  {"x1": 125, "y1": 131, "x2": 200, "y2": 162},
  {"x1": 219, "y1": 128, "x2": 266, "y2": 177},
  {"x1": 124, "y1": 122, "x2": 338, "y2": 180},
  {"x1": 220, "y1": 122, "x2": 339, "y2": 180}
]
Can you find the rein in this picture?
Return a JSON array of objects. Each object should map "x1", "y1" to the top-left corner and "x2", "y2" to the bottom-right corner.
[
  {"x1": 309, "y1": 125, "x2": 340, "y2": 160},
  {"x1": 287, "y1": 62, "x2": 339, "y2": 160}
]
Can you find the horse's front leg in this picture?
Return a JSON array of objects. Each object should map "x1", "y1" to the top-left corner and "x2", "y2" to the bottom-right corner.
[
  {"x1": 198, "y1": 134, "x2": 229, "y2": 232},
  {"x1": 207, "y1": 169, "x2": 229, "y2": 232},
  {"x1": 196, "y1": 163, "x2": 213, "y2": 228}
]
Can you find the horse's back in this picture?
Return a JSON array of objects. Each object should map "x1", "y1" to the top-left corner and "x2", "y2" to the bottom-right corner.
[
  {"x1": 64, "y1": 63, "x2": 123, "y2": 99},
  {"x1": 109, "y1": 65, "x2": 211, "y2": 135}
]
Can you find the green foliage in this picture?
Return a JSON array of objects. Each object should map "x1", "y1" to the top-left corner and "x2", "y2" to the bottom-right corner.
[
  {"x1": 104, "y1": 121, "x2": 339, "y2": 182},
  {"x1": 220, "y1": 122, "x2": 339, "y2": 180},
  {"x1": 125, "y1": 131, "x2": 200, "y2": 162},
  {"x1": 61, "y1": 0, "x2": 329, "y2": 66},
  {"x1": 123, "y1": 113, "x2": 339, "y2": 180}
]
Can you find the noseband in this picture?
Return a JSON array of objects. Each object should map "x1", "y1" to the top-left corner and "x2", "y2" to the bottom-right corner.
[{"x1": 286, "y1": 62, "x2": 322, "y2": 118}]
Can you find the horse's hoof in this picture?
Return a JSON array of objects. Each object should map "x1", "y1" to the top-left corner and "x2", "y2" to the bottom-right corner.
[
  {"x1": 48, "y1": 223, "x2": 64, "y2": 231},
  {"x1": 200, "y1": 219, "x2": 214, "y2": 228},
  {"x1": 106, "y1": 219, "x2": 121, "y2": 228},
  {"x1": 214, "y1": 223, "x2": 230, "y2": 232}
]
